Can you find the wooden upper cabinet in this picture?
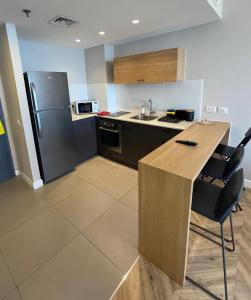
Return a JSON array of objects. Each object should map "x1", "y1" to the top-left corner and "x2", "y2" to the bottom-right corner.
[{"x1": 113, "y1": 48, "x2": 186, "y2": 84}]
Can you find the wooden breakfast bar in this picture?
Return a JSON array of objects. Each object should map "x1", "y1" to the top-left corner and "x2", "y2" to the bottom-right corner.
[{"x1": 138, "y1": 121, "x2": 230, "y2": 286}]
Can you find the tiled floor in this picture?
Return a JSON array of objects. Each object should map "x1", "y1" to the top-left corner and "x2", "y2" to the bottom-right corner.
[{"x1": 0, "y1": 156, "x2": 139, "y2": 300}]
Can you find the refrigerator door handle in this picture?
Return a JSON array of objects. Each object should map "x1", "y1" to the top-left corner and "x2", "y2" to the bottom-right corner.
[
  {"x1": 34, "y1": 112, "x2": 42, "y2": 138},
  {"x1": 30, "y1": 83, "x2": 39, "y2": 111}
]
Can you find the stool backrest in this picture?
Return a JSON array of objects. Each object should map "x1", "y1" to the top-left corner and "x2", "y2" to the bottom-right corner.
[
  {"x1": 238, "y1": 127, "x2": 251, "y2": 147},
  {"x1": 215, "y1": 169, "x2": 244, "y2": 222},
  {"x1": 223, "y1": 145, "x2": 244, "y2": 180}
]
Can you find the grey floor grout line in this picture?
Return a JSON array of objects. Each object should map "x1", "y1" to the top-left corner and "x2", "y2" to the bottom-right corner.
[
  {"x1": 0, "y1": 202, "x2": 50, "y2": 243},
  {"x1": 80, "y1": 230, "x2": 125, "y2": 275},
  {"x1": 0, "y1": 248, "x2": 19, "y2": 299},
  {"x1": 15, "y1": 232, "x2": 80, "y2": 288},
  {"x1": 0, "y1": 156, "x2": 138, "y2": 299}
]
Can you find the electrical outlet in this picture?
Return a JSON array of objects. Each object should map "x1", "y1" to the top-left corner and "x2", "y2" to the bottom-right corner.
[
  {"x1": 217, "y1": 107, "x2": 229, "y2": 114},
  {"x1": 205, "y1": 105, "x2": 217, "y2": 113}
]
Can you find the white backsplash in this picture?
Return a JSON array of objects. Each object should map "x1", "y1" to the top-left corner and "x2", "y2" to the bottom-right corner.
[
  {"x1": 115, "y1": 80, "x2": 203, "y2": 120},
  {"x1": 69, "y1": 84, "x2": 88, "y2": 102}
]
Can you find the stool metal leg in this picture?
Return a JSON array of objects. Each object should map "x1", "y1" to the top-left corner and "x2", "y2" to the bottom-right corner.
[
  {"x1": 229, "y1": 214, "x2": 235, "y2": 252},
  {"x1": 188, "y1": 221, "x2": 231, "y2": 299},
  {"x1": 190, "y1": 221, "x2": 235, "y2": 252},
  {"x1": 186, "y1": 276, "x2": 221, "y2": 300},
  {"x1": 221, "y1": 223, "x2": 228, "y2": 300}
]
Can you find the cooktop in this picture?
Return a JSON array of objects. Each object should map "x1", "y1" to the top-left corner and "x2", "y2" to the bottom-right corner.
[
  {"x1": 110, "y1": 111, "x2": 130, "y2": 117},
  {"x1": 158, "y1": 116, "x2": 181, "y2": 124}
]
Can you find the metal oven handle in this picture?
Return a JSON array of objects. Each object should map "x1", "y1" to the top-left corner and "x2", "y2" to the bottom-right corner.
[{"x1": 99, "y1": 127, "x2": 120, "y2": 134}]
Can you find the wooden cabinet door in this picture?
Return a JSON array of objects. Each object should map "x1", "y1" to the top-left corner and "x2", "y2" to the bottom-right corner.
[
  {"x1": 73, "y1": 117, "x2": 97, "y2": 163},
  {"x1": 114, "y1": 48, "x2": 185, "y2": 84}
]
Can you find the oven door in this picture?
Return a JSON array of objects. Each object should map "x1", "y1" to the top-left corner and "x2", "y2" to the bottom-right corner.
[
  {"x1": 77, "y1": 102, "x2": 93, "y2": 114},
  {"x1": 99, "y1": 125, "x2": 122, "y2": 153}
]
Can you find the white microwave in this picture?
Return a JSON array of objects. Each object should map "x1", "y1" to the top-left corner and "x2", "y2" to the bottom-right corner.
[{"x1": 74, "y1": 100, "x2": 99, "y2": 114}]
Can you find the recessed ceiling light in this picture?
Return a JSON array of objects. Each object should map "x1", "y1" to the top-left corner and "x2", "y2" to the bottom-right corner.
[
  {"x1": 132, "y1": 19, "x2": 140, "y2": 24},
  {"x1": 99, "y1": 31, "x2": 105, "y2": 36},
  {"x1": 75, "y1": 39, "x2": 81, "y2": 42}
]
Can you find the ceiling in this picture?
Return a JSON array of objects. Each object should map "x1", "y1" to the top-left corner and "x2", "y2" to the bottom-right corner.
[{"x1": 0, "y1": 0, "x2": 221, "y2": 49}]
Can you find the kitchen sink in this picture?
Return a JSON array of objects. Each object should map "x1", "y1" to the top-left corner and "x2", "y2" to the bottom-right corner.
[{"x1": 130, "y1": 114, "x2": 158, "y2": 121}]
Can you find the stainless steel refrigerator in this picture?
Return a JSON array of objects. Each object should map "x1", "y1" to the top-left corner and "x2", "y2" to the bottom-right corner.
[{"x1": 24, "y1": 71, "x2": 77, "y2": 183}]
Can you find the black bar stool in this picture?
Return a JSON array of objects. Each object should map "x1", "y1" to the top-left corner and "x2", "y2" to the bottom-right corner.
[
  {"x1": 201, "y1": 145, "x2": 244, "y2": 211},
  {"x1": 201, "y1": 145, "x2": 244, "y2": 184},
  {"x1": 215, "y1": 127, "x2": 251, "y2": 159},
  {"x1": 186, "y1": 169, "x2": 244, "y2": 300}
]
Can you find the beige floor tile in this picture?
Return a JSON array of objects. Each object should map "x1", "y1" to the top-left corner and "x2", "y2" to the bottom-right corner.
[
  {"x1": 116, "y1": 164, "x2": 138, "y2": 177},
  {"x1": 0, "y1": 252, "x2": 15, "y2": 298},
  {"x1": 0, "y1": 180, "x2": 49, "y2": 238},
  {"x1": 39, "y1": 172, "x2": 86, "y2": 204},
  {"x1": 90, "y1": 168, "x2": 138, "y2": 200},
  {"x1": 54, "y1": 184, "x2": 115, "y2": 231},
  {"x1": 84, "y1": 219, "x2": 139, "y2": 273},
  {"x1": 84, "y1": 202, "x2": 138, "y2": 272},
  {"x1": 76, "y1": 156, "x2": 116, "y2": 182},
  {"x1": 0, "y1": 209, "x2": 78, "y2": 284},
  {"x1": 0, "y1": 176, "x2": 28, "y2": 200},
  {"x1": 120, "y1": 185, "x2": 138, "y2": 211},
  {"x1": 19, "y1": 235, "x2": 122, "y2": 300},
  {"x1": 3, "y1": 289, "x2": 22, "y2": 300}
]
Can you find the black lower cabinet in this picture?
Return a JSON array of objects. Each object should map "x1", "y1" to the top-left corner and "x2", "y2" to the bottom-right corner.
[
  {"x1": 149, "y1": 126, "x2": 182, "y2": 151},
  {"x1": 73, "y1": 117, "x2": 97, "y2": 163},
  {"x1": 97, "y1": 117, "x2": 182, "y2": 169},
  {"x1": 122, "y1": 122, "x2": 150, "y2": 168}
]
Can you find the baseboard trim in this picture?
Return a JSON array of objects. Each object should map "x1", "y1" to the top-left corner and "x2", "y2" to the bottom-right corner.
[
  {"x1": 245, "y1": 179, "x2": 251, "y2": 189},
  {"x1": 17, "y1": 171, "x2": 44, "y2": 190}
]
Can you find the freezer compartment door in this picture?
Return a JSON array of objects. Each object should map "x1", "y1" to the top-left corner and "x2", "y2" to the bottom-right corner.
[
  {"x1": 33, "y1": 108, "x2": 77, "y2": 183},
  {"x1": 24, "y1": 72, "x2": 71, "y2": 111}
]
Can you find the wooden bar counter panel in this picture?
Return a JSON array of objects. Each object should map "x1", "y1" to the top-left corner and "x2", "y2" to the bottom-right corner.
[{"x1": 138, "y1": 121, "x2": 230, "y2": 286}]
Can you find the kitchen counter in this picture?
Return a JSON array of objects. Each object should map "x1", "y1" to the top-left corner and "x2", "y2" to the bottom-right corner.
[
  {"x1": 71, "y1": 113, "x2": 97, "y2": 122},
  {"x1": 72, "y1": 110, "x2": 193, "y2": 131},
  {"x1": 138, "y1": 121, "x2": 230, "y2": 286}
]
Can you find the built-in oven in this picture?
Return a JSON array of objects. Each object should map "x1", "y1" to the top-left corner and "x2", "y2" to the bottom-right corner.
[{"x1": 98, "y1": 119, "x2": 122, "y2": 154}]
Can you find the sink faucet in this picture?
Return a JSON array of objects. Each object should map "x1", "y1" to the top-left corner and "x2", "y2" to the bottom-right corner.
[{"x1": 148, "y1": 99, "x2": 155, "y2": 116}]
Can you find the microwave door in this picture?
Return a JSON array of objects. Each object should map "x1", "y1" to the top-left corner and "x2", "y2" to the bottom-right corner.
[{"x1": 78, "y1": 102, "x2": 92, "y2": 114}]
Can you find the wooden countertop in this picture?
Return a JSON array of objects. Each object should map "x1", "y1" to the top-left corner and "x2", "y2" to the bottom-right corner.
[{"x1": 140, "y1": 121, "x2": 230, "y2": 181}]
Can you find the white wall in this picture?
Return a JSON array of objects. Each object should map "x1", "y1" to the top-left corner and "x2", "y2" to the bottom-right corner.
[
  {"x1": 0, "y1": 23, "x2": 42, "y2": 187},
  {"x1": 115, "y1": 0, "x2": 251, "y2": 181},
  {"x1": 19, "y1": 40, "x2": 87, "y2": 102},
  {"x1": 85, "y1": 45, "x2": 116, "y2": 111}
]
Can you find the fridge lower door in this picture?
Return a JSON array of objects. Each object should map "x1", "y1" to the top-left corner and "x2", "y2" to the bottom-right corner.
[{"x1": 33, "y1": 107, "x2": 77, "y2": 183}]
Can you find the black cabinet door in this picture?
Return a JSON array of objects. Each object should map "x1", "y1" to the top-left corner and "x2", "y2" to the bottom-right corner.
[
  {"x1": 122, "y1": 122, "x2": 150, "y2": 168},
  {"x1": 73, "y1": 117, "x2": 97, "y2": 163},
  {"x1": 149, "y1": 126, "x2": 181, "y2": 151}
]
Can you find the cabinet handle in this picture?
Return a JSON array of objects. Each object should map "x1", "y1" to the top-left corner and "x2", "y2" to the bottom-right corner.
[{"x1": 137, "y1": 79, "x2": 145, "y2": 82}]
